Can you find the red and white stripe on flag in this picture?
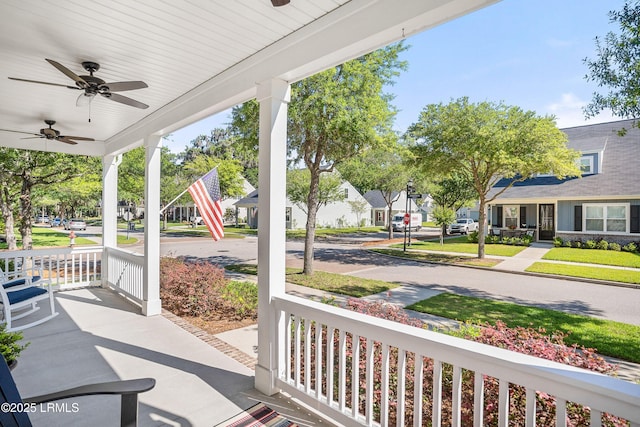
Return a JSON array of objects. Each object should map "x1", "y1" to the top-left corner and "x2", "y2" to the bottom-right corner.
[{"x1": 187, "y1": 168, "x2": 224, "y2": 241}]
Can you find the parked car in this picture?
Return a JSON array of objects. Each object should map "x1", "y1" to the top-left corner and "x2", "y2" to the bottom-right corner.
[
  {"x1": 391, "y1": 213, "x2": 422, "y2": 232},
  {"x1": 448, "y1": 218, "x2": 478, "y2": 235},
  {"x1": 35, "y1": 215, "x2": 49, "y2": 224},
  {"x1": 65, "y1": 218, "x2": 87, "y2": 231},
  {"x1": 50, "y1": 217, "x2": 62, "y2": 227},
  {"x1": 191, "y1": 216, "x2": 204, "y2": 225}
]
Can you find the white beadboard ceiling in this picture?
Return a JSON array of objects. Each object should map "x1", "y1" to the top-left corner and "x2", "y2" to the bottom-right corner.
[{"x1": 0, "y1": 0, "x2": 498, "y2": 156}]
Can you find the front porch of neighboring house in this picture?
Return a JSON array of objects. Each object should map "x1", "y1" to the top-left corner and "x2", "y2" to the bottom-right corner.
[
  {"x1": 2, "y1": 243, "x2": 639, "y2": 425},
  {"x1": 488, "y1": 203, "x2": 551, "y2": 241}
]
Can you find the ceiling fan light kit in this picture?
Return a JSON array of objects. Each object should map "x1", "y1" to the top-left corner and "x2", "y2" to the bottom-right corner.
[
  {"x1": 0, "y1": 120, "x2": 95, "y2": 145},
  {"x1": 8, "y1": 59, "x2": 149, "y2": 109},
  {"x1": 271, "y1": 0, "x2": 290, "y2": 6}
]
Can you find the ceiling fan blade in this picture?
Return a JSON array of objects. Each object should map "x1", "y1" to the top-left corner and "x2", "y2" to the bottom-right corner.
[
  {"x1": 60, "y1": 135, "x2": 94, "y2": 141},
  {"x1": 103, "y1": 81, "x2": 148, "y2": 92},
  {"x1": 0, "y1": 128, "x2": 41, "y2": 136},
  {"x1": 46, "y1": 59, "x2": 88, "y2": 88},
  {"x1": 8, "y1": 77, "x2": 79, "y2": 89},
  {"x1": 77, "y1": 92, "x2": 96, "y2": 107},
  {"x1": 20, "y1": 136, "x2": 44, "y2": 140},
  {"x1": 103, "y1": 92, "x2": 149, "y2": 109},
  {"x1": 56, "y1": 137, "x2": 79, "y2": 145}
]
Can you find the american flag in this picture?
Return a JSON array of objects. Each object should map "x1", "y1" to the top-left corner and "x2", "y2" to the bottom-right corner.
[{"x1": 187, "y1": 167, "x2": 224, "y2": 241}]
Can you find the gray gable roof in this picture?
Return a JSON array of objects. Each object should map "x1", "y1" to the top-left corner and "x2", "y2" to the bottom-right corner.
[
  {"x1": 363, "y1": 190, "x2": 400, "y2": 208},
  {"x1": 490, "y1": 119, "x2": 640, "y2": 201}
]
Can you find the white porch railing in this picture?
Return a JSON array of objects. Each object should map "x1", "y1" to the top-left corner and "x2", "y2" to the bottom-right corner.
[
  {"x1": 104, "y1": 246, "x2": 144, "y2": 303},
  {"x1": 0, "y1": 246, "x2": 144, "y2": 305},
  {"x1": 0, "y1": 246, "x2": 102, "y2": 289},
  {"x1": 274, "y1": 294, "x2": 640, "y2": 427}
]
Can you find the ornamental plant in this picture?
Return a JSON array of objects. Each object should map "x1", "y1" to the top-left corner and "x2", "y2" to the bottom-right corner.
[
  {"x1": 160, "y1": 257, "x2": 257, "y2": 320},
  {"x1": 0, "y1": 323, "x2": 28, "y2": 364}
]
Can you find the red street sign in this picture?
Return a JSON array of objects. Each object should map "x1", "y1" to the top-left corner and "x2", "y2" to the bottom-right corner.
[{"x1": 403, "y1": 213, "x2": 410, "y2": 225}]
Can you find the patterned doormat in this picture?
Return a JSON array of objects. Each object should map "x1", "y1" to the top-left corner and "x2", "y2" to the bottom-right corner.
[{"x1": 216, "y1": 403, "x2": 298, "y2": 427}]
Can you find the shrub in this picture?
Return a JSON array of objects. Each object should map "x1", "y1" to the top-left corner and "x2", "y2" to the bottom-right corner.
[
  {"x1": 328, "y1": 300, "x2": 625, "y2": 426},
  {"x1": 564, "y1": 239, "x2": 573, "y2": 247},
  {"x1": 609, "y1": 242, "x2": 621, "y2": 251},
  {"x1": 0, "y1": 324, "x2": 28, "y2": 364},
  {"x1": 584, "y1": 239, "x2": 597, "y2": 249},
  {"x1": 160, "y1": 257, "x2": 227, "y2": 318},
  {"x1": 221, "y1": 280, "x2": 258, "y2": 320},
  {"x1": 622, "y1": 242, "x2": 638, "y2": 253},
  {"x1": 572, "y1": 240, "x2": 582, "y2": 249},
  {"x1": 596, "y1": 239, "x2": 609, "y2": 251},
  {"x1": 553, "y1": 237, "x2": 563, "y2": 247},
  {"x1": 467, "y1": 230, "x2": 479, "y2": 243}
]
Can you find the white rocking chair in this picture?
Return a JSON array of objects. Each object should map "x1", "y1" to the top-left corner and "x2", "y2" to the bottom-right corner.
[{"x1": 0, "y1": 276, "x2": 58, "y2": 332}]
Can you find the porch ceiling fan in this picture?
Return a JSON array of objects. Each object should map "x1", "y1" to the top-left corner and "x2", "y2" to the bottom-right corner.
[
  {"x1": 0, "y1": 120, "x2": 95, "y2": 145},
  {"x1": 8, "y1": 59, "x2": 149, "y2": 109},
  {"x1": 271, "y1": 0, "x2": 290, "y2": 6}
]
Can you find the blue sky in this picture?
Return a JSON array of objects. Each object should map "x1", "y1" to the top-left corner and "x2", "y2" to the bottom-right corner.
[{"x1": 165, "y1": 0, "x2": 623, "y2": 153}]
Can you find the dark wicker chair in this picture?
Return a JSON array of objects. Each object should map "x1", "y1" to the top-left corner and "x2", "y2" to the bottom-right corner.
[{"x1": 0, "y1": 355, "x2": 155, "y2": 427}]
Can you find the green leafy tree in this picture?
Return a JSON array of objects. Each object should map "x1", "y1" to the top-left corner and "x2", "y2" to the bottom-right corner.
[
  {"x1": 160, "y1": 148, "x2": 189, "y2": 229},
  {"x1": 286, "y1": 169, "x2": 346, "y2": 216},
  {"x1": 340, "y1": 144, "x2": 415, "y2": 239},
  {"x1": 431, "y1": 205, "x2": 457, "y2": 245},
  {"x1": 584, "y1": 1, "x2": 640, "y2": 127},
  {"x1": 179, "y1": 127, "x2": 260, "y2": 186},
  {"x1": 428, "y1": 174, "x2": 477, "y2": 237},
  {"x1": 181, "y1": 154, "x2": 245, "y2": 199},
  {"x1": 232, "y1": 43, "x2": 407, "y2": 274},
  {"x1": 406, "y1": 97, "x2": 580, "y2": 258},
  {"x1": 119, "y1": 147, "x2": 146, "y2": 217},
  {"x1": 347, "y1": 199, "x2": 369, "y2": 228},
  {"x1": 0, "y1": 148, "x2": 88, "y2": 250}
]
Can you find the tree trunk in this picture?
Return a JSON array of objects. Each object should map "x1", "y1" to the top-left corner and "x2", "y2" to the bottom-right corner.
[
  {"x1": 477, "y1": 198, "x2": 487, "y2": 259},
  {"x1": 19, "y1": 170, "x2": 34, "y2": 251},
  {"x1": 0, "y1": 185, "x2": 18, "y2": 250},
  {"x1": 440, "y1": 224, "x2": 446, "y2": 245},
  {"x1": 303, "y1": 169, "x2": 321, "y2": 275},
  {"x1": 387, "y1": 204, "x2": 394, "y2": 240}
]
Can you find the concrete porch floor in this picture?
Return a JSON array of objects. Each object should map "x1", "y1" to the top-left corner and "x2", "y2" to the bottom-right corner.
[{"x1": 10, "y1": 288, "x2": 333, "y2": 427}]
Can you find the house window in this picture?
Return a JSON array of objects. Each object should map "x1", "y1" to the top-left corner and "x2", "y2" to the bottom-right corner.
[
  {"x1": 503, "y1": 205, "x2": 519, "y2": 229},
  {"x1": 579, "y1": 156, "x2": 594, "y2": 174},
  {"x1": 285, "y1": 207, "x2": 291, "y2": 223},
  {"x1": 584, "y1": 203, "x2": 629, "y2": 233},
  {"x1": 376, "y1": 211, "x2": 384, "y2": 223},
  {"x1": 344, "y1": 188, "x2": 349, "y2": 198}
]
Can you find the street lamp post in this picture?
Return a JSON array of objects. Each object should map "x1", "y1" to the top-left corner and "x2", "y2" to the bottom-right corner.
[{"x1": 403, "y1": 178, "x2": 414, "y2": 252}]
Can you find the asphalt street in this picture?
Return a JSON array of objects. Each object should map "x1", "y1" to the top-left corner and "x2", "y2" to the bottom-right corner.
[{"x1": 135, "y1": 232, "x2": 640, "y2": 327}]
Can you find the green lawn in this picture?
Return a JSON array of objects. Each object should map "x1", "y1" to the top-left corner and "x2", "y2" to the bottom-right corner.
[
  {"x1": 391, "y1": 236, "x2": 527, "y2": 257},
  {"x1": 225, "y1": 264, "x2": 398, "y2": 297},
  {"x1": 526, "y1": 262, "x2": 640, "y2": 284},
  {"x1": 0, "y1": 228, "x2": 95, "y2": 249},
  {"x1": 286, "y1": 226, "x2": 385, "y2": 239},
  {"x1": 543, "y1": 247, "x2": 640, "y2": 268},
  {"x1": 370, "y1": 248, "x2": 502, "y2": 267},
  {"x1": 407, "y1": 293, "x2": 640, "y2": 363}
]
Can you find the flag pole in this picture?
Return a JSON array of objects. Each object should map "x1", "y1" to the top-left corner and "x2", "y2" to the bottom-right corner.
[{"x1": 159, "y1": 188, "x2": 190, "y2": 214}]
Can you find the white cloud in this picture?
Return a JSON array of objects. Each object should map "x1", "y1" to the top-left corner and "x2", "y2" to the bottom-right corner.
[{"x1": 544, "y1": 93, "x2": 617, "y2": 128}]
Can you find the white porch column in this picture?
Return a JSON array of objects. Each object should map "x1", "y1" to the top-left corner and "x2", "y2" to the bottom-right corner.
[
  {"x1": 101, "y1": 154, "x2": 121, "y2": 288},
  {"x1": 142, "y1": 135, "x2": 162, "y2": 316},
  {"x1": 255, "y1": 79, "x2": 290, "y2": 395}
]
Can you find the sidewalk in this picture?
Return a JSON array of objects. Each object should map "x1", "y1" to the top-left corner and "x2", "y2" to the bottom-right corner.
[{"x1": 210, "y1": 243, "x2": 640, "y2": 384}]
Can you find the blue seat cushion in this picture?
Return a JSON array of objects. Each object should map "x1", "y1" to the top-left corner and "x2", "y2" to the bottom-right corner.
[
  {"x1": 7, "y1": 287, "x2": 47, "y2": 305},
  {"x1": 3, "y1": 276, "x2": 41, "y2": 289}
]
